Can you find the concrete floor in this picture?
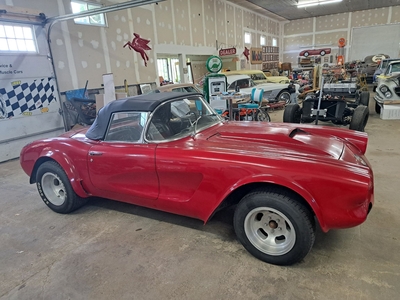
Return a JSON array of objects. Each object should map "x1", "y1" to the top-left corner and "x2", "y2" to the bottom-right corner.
[{"x1": 1, "y1": 97, "x2": 400, "y2": 300}]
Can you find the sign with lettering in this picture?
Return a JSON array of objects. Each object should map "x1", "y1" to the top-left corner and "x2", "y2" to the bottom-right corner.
[{"x1": 219, "y1": 47, "x2": 236, "y2": 57}]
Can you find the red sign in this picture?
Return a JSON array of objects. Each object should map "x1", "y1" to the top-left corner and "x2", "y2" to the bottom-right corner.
[{"x1": 219, "y1": 47, "x2": 236, "y2": 56}]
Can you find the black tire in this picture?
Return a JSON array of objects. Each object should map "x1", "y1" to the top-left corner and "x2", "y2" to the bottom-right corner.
[
  {"x1": 349, "y1": 106, "x2": 369, "y2": 131},
  {"x1": 283, "y1": 103, "x2": 301, "y2": 123},
  {"x1": 375, "y1": 102, "x2": 381, "y2": 114},
  {"x1": 233, "y1": 190, "x2": 315, "y2": 266},
  {"x1": 320, "y1": 50, "x2": 326, "y2": 56},
  {"x1": 36, "y1": 161, "x2": 87, "y2": 214},
  {"x1": 359, "y1": 91, "x2": 370, "y2": 107},
  {"x1": 254, "y1": 108, "x2": 271, "y2": 122},
  {"x1": 278, "y1": 91, "x2": 291, "y2": 105}
]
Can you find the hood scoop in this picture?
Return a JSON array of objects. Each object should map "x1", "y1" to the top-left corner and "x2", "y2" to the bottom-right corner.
[{"x1": 289, "y1": 128, "x2": 309, "y2": 138}]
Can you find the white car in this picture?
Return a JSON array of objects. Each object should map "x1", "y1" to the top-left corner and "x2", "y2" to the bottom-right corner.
[
  {"x1": 375, "y1": 60, "x2": 400, "y2": 88},
  {"x1": 374, "y1": 73, "x2": 400, "y2": 114},
  {"x1": 225, "y1": 74, "x2": 294, "y2": 104}
]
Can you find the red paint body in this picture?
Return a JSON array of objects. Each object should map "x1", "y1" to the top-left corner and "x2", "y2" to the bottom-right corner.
[{"x1": 20, "y1": 121, "x2": 373, "y2": 232}]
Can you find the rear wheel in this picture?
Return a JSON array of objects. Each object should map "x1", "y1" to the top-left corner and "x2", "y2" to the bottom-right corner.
[
  {"x1": 349, "y1": 106, "x2": 369, "y2": 131},
  {"x1": 254, "y1": 108, "x2": 271, "y2": 122},
  {"x1": 233, "y1": 190, "x2": 315, "y2": 266},
  {"x1": 283, "y1": 103, "x2": 301, "y2": 123},
  {"x1": 36, "y1": 161, "x2": 87, "y2": 213},
  {"x1": 278, "y1": 91, "x2": 291, "y2": 105},
  {"x1": 359, "y1": 91, "x2": 370, "y2": 107}
]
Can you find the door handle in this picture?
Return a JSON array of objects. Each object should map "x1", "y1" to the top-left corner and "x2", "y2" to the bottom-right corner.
[{"x1": 89, "y1": 151, "x2": 103, "y2": 156}]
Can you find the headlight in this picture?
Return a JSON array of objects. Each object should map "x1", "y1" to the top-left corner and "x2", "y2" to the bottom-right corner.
[{"x1": 380, "y1": 85, "x2": 388, "y2": 93}]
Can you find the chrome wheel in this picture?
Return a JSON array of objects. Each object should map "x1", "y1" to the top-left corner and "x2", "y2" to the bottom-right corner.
[
  {"x1": 255, "y1": 109, "x2": 271, "y2": 122},
  {"x1": 41, "y1": 172, "x2": 67, "y2": 206},
  {"x1": 244, "y1": 207, "x2": 296, "y2": 256},
  {"x1": 278, "y1": 92, "x2": 291, "y2": 105}
]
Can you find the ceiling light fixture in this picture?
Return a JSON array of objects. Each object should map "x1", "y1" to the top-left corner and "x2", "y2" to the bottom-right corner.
[{"x1": 297, "y1": 0, "x2": 343, "y2": 8}]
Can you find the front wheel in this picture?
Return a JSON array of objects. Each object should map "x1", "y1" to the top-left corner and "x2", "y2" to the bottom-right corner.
[
  {"x1": 233, "y1": 190, "x2": 315, "y2": 266},
  {"x1": 349, "y1": 105, "x2": 369, "y2": 131},
  {"x1": 36, "y1": 161, "x2": 87, "y2": 214},
  {"x1": 375, "y1": 102, "x2": 381, "y2": 114}
]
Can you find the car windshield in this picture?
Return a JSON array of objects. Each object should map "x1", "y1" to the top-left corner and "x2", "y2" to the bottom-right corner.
[
  {"x1": 389, "y1": 63, "x2": 400, "y2": 73},
  {"x1": 228, "y1": 78, "x2": 256, "y2": 90},
  {"x1": 250, "y1": 73, "x2": 267, "y2": 81},
  {"x1": 146, "y1": 95, "x2": 222, "y2": 142}
]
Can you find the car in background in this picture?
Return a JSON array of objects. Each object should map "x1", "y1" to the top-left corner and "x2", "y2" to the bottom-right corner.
[
  {"x1": 375, "y1": 60, "x2": 400, "y2": 87},
  {"x1": 372, "y1": 58, "x2": 400, "y2": 90},
  {"x1": 358, "y1": 54, "x2": 390, "y2": 84},
  {"x1": 20, "y1": 92, "x2": 374, "y2": 266},
  {"x1": 226, "y1": 74, "x2": 293, "y2": 104},
  {"x1": 222, "y1": 70, "x2": 290, "y2": 84},
  {"x1": 374, "y1": 73, "x2": 400, "y2": 114},
  {"x1": 153, "y1": 83, "x2": 203, "y2": 94},
  {"x1": 299, "y1": 48, "x2": 331, "y2": 57}
]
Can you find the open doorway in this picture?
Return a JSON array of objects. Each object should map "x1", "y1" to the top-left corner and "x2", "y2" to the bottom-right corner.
[{"x1": 157, "y1": 57, "x2": 180, "y2": 85}]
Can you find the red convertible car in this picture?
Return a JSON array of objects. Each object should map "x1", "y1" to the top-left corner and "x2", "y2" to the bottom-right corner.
[
  {"x1": 20, "y1": 92, "x2": 374, "y2": 266},
  {"x1": 299, "y1": 48, "x2": 331, "y2": 57}
]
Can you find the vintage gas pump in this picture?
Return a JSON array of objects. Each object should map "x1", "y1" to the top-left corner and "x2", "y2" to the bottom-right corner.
[
  {"x1": 203, "y1": 56, "x2": 227, "y2": 111},
  {"x1": 337, "y1": 38, "x2": 346, "y2": 65}
]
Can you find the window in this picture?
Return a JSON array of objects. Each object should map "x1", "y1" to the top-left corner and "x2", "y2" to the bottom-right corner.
[
  {"x1": 272, "y1": 37, "x2": 278, "y2": 47},
  {"x1": 260, "y1": 35, "x2": 266, "y2": 46},
  {"x1": 71, "y1": 1, "x2": 106, "y2": 26},
  {"x1": 105, "y1": 112, "x2": 148, "y2": 143},
  {"x1": 0, "y1": 24, "x2": 36, "y2": 52},
  {"x1": 244, "y1": 32, "x2": 251, "y2": 44}
]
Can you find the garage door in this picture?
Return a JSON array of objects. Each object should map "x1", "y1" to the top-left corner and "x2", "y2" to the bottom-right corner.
[{"x1": 0, "y1": 21, "x2": 64, "y2": 162}]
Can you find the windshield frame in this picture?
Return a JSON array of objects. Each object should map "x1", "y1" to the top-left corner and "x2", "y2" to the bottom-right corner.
[{"x1": 143, "y1": 94, "x2": 223, "y2": 143}]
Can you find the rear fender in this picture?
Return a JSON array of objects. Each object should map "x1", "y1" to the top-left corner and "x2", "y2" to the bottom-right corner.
[
  {"x1": 206, "y1": 174, "x2": 326, "y2": 230},
  {"x1": 31, "y1": 149, "x2": 89, "y2": 198}
]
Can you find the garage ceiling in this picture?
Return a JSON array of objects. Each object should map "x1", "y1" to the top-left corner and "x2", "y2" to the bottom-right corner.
[{"x1": 227, "y1": 0, "x2": 400, "y2": 21}]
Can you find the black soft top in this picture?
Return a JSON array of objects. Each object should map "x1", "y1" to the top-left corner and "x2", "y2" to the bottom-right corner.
[{"x1": 86, "y1": 92, "x2": 201, "y2": 140}]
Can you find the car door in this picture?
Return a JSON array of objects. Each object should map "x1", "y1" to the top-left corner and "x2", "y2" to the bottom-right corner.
[{"x1": 87, "y1": 111, "x2": 159, "y2": 202}]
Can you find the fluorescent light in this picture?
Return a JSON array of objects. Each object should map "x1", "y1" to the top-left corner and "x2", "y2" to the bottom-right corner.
[{"x1": 297, "y1": 0, "x2": 342, "y2": 8}]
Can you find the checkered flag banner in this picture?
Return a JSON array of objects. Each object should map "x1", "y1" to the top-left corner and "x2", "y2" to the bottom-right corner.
[{"x1": 0, "y1": 77, "x2": 57, "y2": 119}]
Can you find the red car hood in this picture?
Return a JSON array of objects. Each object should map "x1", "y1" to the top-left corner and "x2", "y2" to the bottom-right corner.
[{"x1": 205, "y1": 122, "x2": 345, "y2": 160}]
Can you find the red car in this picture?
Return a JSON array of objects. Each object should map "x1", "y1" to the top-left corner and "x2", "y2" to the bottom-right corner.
[
  {"x1": 20, "y1": 92, "x2": 374, "y2": 266},
  {"x1": 299, "y1": 48, "x2": 331, "y2": 57}
]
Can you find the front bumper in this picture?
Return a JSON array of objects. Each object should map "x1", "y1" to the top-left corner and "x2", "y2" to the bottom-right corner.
[{"x1": 374, "y1": 93, "x2": 385, "y2": 104}]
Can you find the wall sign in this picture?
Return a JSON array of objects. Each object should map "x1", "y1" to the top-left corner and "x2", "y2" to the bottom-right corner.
[
  {"x1": 250, "y1": 48, "x2": 263, "y2": 64},
  {"x1": 206, "y1": 56, "x2": 223, "y2": 73},
  {"x1": 243, "y1": 47, "x2": 250, "y2": 62},
  {"x1": 123, "y1": 33, "x2": 152, "y2": 67},
  {"x1": 219, "y1": 47, "x2": 236, "y2": 56}
]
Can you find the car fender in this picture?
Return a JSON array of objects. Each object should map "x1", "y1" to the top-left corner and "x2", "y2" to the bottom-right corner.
[
  {"x1": 207, "y1": 173, "x2": 325, "y2": 229},
  {"x1": 32, "y1": 148, "x2": 89, "y2": 198}
]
